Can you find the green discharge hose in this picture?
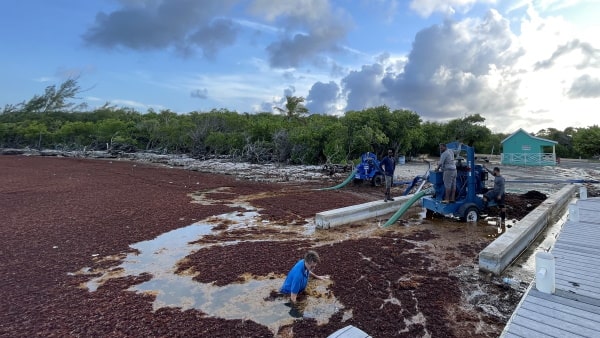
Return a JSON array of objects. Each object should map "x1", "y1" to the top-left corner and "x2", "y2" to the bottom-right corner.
[
  {"x1": 383, "y1": 187, "x2": 434, "y2": 227},
  {"x1": 316, "y1": 169, "x2": 357, "y2": 191}
]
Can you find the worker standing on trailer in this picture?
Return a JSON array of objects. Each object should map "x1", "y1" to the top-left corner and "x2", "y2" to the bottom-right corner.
[
  {"x1": 380, "y1": 149, "x2": 396, "y2": 202},
  {"x1": 437, "y1": 143, "x2": 457, "y2": 203}
]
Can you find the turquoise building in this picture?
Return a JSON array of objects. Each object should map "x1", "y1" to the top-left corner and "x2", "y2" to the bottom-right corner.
[{"x1": 501, "y1": 128, "x2": 558, "y2": 166}]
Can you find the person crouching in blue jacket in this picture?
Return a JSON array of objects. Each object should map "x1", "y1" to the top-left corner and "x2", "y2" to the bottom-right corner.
[{"x1": 280, "y1": 250, "x2": 329, "y2": 304}]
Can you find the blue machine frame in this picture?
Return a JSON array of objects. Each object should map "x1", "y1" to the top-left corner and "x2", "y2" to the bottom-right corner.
[
  {"x1": 353, "y1": 152, "x2": 384, "y2": 186},
  {"x1": 421, "y1": 141, "x2": 492, "y2": 221}
]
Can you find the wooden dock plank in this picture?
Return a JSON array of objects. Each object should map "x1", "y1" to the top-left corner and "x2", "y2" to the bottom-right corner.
[
  {"x1": 559, "y1": 221, "x2": 600, "y2": 230},
  {"x1": 558, "y1": 231, "x2": 598, "y2": 240},
  {"x1": 556, "y1": 232, "x2": 600, "y2": 243},
  {"x1": 553, "y1": 251, "x2": 600, "y2": 262},
  {"x1": 579, "y1": 207, "x2": 600, "y2": 212},
  {"x1": 568, "y1": 203, "x2": 600, "y2": 211},
  {"x1": 504, "y1": 322, "x2": 559, "y2": 338},
  {"x1": 558, "y1": 230, "x2": 600, "y2": 239},
  {"x1": 558, "y1": 230, "x2": 600, "y2": 243},
  {"x1": 553, "y1": 255, "x2": 600, "y2": 269},
  {"x1": 555, "y1": 259, "x2": 600, "y2": 276},
  {"x1": 529, "y1": 289, "x2": 600, "y2": 314},
  {"x1": 554, "y1": 243, "x2": 600, "y2": 254},
  {"x1": 554, "y1": 261, "x2": 599, "y2": 275},
  {"x1": 554, "y1": 263, "x2": 599, "y2": 277},
  {"x1": 577, "y1": 199, "x2": 600, "y2": 207},
  {"x1": 554, "y1": 248, "x2": 600, "y2": 260},
  {"x1": 557, "y1": 230, "x2": 600, "y2": 241},
  {"x1": 554, "y1": 257, "x2": 600, "y2": 274},
  {"x1": 554, "y1": 268, "x2": 599, "y2": 285},
  {"x1": 502, "y1": 197, "x2": 600, "y2": 338},
  {"x1": 576, "y1": 216, "x2": 600, "y2": 225},
  {"x1": 553, "y1": 245, "x2": 600, "y2": 257},
  {"x1": 508, "y1": 314, "x2": 592, "y2": 337},
  {"x1": 520, "y1": 301, "x2": 600, "y2": 331},
  {"x1": 556, "y1": 229, "x2": 600, "y2": 238},
  {"x1": 553, "y1": 260, "x2": 600, "y2": 277},
  {"x1": 567, "y1": 203, "x2": 600, "y2": 212},
  {"x1": 516, "y1": 308, "x2": 600, "y2": 337},
  {"x1": 554, "y1": 283, "x2": 600, "y2": 296},
  {"x1": 555, "y1": 261, "x2": 600, "y2": 276},
  {"x1": 562, "y1": 216, "x2": 600, "y2": 223},
  {"x1": 558, "y1": 227, "x2": 600, "y2": 238},
  {"x1": 554, "y1": 249, "x2": 600, "y2": 259},
  {"x1": 555, "y1": 281, "x2": 600, "y2": 299},
  {"x1": 578, "y1": 198, "x2": 600, "y2": 204},
  {"x1": 527, "y1": 292, "x2": 600, "y2": 320},
  {"x1": 553, "y1": 247, "x2": 600, "y2": 260},
  {"x1": 578, "y1": 202, "x2": 600, "y2": 209},
  {"x1": 562, "y1": 216, "x2": 600, "y2": 225},
  {"x1": 556, "y1": 235, "x2": 600, "y2": 245}
]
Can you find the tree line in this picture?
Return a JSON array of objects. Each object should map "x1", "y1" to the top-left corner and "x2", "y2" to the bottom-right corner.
[{"x1": 1, "y1": 79, "x2": 599, "y2": 165}]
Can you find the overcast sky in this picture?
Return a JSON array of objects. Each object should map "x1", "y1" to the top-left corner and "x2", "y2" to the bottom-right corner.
[{"x1": 1, "y1": 0, "x2": 599, "y2": 134}]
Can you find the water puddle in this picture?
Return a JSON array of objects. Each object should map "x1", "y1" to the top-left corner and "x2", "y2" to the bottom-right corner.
[
  {"x1": 76, "y1": 209, "x2": 343, "y2": 334},
  {"x1": 482, "y1": 216, "x2": 518, "y2": 238},
  {"x1": 133, "y1": 274, "x2": 340, "y2": 333},
  {"x1": 85, "y1": 222, "x2": 214, "y2": 292}
]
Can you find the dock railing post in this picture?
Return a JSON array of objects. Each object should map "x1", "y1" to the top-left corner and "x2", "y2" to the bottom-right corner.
[
  {"x1": 535, "y1": 251, "x2": 555, "y2": 294},
  {"x1": 569, "y1": 202, "x2": 579, "y2": 222},
  {"x1": 580, "y1": 186, "x2": 588, "y2": 200}
]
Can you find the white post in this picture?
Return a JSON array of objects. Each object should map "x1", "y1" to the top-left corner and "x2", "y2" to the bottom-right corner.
[
  {"x1": 569, "y1": 203, "x2": 579, "y2": 222},
  {"x1": 580, "y1": 186, "x2": 588, "y2": 200},
  {"x1": 535, "y1": 252, "x2": 555, "y2": 294}
]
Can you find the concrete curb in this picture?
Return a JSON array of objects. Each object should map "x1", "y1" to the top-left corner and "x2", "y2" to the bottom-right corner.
[
  {"x1": 315, "y1": 195, "x2": 416, "y2": 229},
  {"x1": 479, "y1": 184, "x2": 577, "y2": 275}
]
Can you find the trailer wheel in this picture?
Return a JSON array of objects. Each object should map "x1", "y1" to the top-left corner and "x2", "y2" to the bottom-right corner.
[
  {"x1": 425, "y1": 209, "x2": 438, "y2": 219},
  {"x1": 462, "y1": 206, "x2": 479, "y2": 222},
  {"x1": 372, "y1": 174, "x2": 384, "y2": 187}
]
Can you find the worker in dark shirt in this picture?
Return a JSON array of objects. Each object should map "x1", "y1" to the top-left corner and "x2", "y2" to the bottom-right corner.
[
  {"x1": 483, "y1": 165, "x2": 506, "y2": 221},
  {"x1": 483, "y1": 166, "x2": 505, "y2": 204},
  {"x1": 380, "y1": 149, "x2": 396, "y2": 202}
]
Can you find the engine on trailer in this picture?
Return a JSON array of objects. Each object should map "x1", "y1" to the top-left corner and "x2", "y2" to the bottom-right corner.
[
  {"x1": 353, "y1": 152, "x2": 385, "y2": 186},
  {"x1": 422, "y1": 142, "x2": 490, "y2": 222}
]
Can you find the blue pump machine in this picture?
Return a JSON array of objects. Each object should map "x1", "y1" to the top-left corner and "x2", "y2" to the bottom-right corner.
[
  {"x1": 353, "y1": 152, "x2": 385, "y2": 186},
  {"x1": 421, "y1": 141, "x2": 491, "y2": 221},
  {"x1": 353, "y1": 152, "x2": 428, "y2": 190}
]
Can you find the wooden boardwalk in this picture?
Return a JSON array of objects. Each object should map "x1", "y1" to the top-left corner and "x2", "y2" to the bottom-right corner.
[{"x1": 502, "y1": 197, "x2": 600, "y2": 338}]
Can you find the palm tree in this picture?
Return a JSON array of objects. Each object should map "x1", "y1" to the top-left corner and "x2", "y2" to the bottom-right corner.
[{"x1": 274, "y1": 96, "x2": 309, "y2": 120}]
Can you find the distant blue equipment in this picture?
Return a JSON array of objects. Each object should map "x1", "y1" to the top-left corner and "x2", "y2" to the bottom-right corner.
[{"x1": 353, "y1": 152, "x2": 427, "y2": 193}]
